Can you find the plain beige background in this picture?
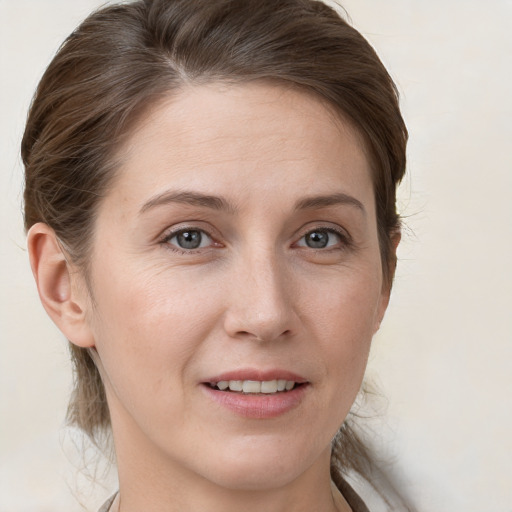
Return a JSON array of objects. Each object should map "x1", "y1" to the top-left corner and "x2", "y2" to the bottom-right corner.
[{"x1": 1, "y1": 1, "x2": 511, "y2": 511}]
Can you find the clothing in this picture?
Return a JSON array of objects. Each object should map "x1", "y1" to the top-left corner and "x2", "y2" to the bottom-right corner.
[
  {"x1": 98, "y1": 479, "x2": 370, "y2": 512},
  {"x1": 337, "y1": 478, "x2": 371, "y2": 512},
  {"x1": 98, "y1": 493, "x2": 117, "y2": 512}
]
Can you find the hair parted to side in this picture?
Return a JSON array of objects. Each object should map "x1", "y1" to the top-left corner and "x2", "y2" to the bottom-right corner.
[{"x1": 22, "y1": 0, "x2": 407, "y2": 499}]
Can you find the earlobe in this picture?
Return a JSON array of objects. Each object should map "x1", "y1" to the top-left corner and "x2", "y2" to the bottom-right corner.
[{"x1": 27, "y1": 223, "x2": 95, "y2": 348}]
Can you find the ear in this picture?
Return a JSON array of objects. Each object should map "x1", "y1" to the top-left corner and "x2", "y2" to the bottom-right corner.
[
  {"x1": 27, "y1": 222, "x2": 95, "y2": 348},
  {"x1": 373, "y1": 230, "x2": 401, "y2": 333}
]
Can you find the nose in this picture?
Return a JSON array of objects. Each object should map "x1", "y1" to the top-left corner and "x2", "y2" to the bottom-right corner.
[{"x1": 223, "y1": 250, "x2": 296, "y2": 343}]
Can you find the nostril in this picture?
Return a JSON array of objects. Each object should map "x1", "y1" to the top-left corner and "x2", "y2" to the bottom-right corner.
[
  {"x1": 236, "y1": 330, "x2": 252, "y2": 338},
  {"x1": 235, "y1": 329, "x2": 292, "y2": 342}
]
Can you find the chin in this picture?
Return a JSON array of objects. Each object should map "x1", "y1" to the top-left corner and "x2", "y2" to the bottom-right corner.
[
  {"x1": 196, "y1": 441, "x2": 323, "y2": 492},
  {"x1": 206, "y1": 464, "x2": 302, "y2": 492}
]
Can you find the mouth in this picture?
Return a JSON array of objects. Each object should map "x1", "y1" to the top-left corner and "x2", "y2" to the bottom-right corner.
[
  {"x1": 205, "y1": 379, "x2": 304, "y2": 394},
  {"x1": 201, "y1": 372, "x2": 309, "y2": 418}
]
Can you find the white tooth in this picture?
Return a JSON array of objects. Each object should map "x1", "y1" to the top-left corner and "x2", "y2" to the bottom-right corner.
[
  {"x1": 229, "y1": 380, "x2": 243, "y2": 392},
  {"x1": 261, "y1": 380, "x2": 278, "y2": 393},
  {"x1": 217, "y1": 381, "x2": 229, "y2": 390},
  {"x1": 285, "y1": 381, "x2": 295, "y2": 391},
  {"x1": 242, "y1": 380, "x2": 261, "y2": 393},
  {"x1": 277, "y1": 379, "x2": 286, "y2": 391}
]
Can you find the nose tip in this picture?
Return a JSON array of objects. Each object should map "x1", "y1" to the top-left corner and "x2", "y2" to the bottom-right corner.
[
  {"x1": 222, "y1": 260, "x2": 296, "y2": 343},
  {"x1": 223, "y1": 296, "x2": 294, "y2": 343}
]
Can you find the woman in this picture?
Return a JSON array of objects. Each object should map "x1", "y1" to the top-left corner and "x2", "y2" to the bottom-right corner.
[{"x1": 22, "y1": 0, "x2": 408, "y2": 510}]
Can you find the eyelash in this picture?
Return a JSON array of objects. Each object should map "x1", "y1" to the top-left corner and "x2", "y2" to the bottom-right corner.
[
  {"x1": 159, "y1": 226, "x2": 218, "y2": 255},
  {"x1": 295, "y1": 226, "x2": 352, "y2": 252},
  {"x1": 159, "y1": 225, "x2": 352, "y2": 254}
]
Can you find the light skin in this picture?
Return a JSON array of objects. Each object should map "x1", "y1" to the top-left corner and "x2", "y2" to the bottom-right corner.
[{"x1": 28, "y1": 82, "x2": 396, "y2": 512}]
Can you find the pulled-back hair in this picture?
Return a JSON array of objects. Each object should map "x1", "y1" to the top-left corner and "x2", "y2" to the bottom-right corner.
[{"x1": 22, "y1": 0, "x2": 407, "y2": 502}]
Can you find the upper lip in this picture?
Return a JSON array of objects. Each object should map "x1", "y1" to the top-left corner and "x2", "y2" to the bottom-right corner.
[{"x1": 203, "y1": 368, "x2": 308, "y2": 384}]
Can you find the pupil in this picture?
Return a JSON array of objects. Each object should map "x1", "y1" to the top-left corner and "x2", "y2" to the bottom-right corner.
[
  {"x1": 306, "y1": 231, "x2": 328, "y2": 248},
  {"x1": 177, "y1": 230, "x2": 201, "y2": 249}
]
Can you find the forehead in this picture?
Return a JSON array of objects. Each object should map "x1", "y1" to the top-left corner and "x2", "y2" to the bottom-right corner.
[{"x1": 108, "y1": 81, "x2": 373, "y2": 213}]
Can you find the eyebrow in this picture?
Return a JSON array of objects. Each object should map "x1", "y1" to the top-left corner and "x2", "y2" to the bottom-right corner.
[
  {"x1": 294, "y1": 193, "x2": 366, "y2": 214},
  {"x1": 139, "y1": 190, "x2": 237, "y2": 215},
  {"x1": 139, "y1": 190, "x2": 365, "y2": 215}
]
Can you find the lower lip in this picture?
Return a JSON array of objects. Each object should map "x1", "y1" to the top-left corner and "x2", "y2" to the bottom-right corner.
[{"x1": 201, "y1": 384, "x2": 309, "y2": 419}]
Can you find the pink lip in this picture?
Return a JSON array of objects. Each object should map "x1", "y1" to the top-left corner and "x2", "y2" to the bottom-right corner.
[
  {"x1": 200, "y1": 368, "x2": 309, "y2": 419},
  {"x1": 204, "y1": 368, "x2": 308, "y2": 384},
  {"x1": 201, "y1": 384, "x2": 308, "y2": 419}
]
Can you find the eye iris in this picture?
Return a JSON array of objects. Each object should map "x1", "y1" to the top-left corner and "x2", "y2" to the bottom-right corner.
[
  {"x1": 305, "y1": 231, "x2": 329, "y2": 248},
  {"x1": 176, "y1": 230, "x2": 202, "y2": 249}
]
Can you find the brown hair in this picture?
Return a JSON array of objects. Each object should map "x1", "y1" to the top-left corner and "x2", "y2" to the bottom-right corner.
[{"x1": 22, "y1": 0, "x2": 408, "y2": 502}]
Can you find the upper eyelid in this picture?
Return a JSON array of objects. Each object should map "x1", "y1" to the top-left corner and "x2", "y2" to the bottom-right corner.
[
  {"x1": 295, "y1": 223, "x2": 351, "y2": 241},
  {"x1": 166, "y1": 228, "x2": 213, "y2": 241},
  {"x1": 159, "y1": 223, "x2": 217, "y2": 243},
  {"x1": 160, "y1": 227, "x2": 218, "y2": 254},
  {"x1": 295, "y1": 229, "x2": 344, "y2": 246}
]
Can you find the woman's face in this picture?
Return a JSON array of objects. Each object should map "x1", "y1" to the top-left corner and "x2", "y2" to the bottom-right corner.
[{"x1": 84, "y1": 82, "x2": 390, "y2": 490}]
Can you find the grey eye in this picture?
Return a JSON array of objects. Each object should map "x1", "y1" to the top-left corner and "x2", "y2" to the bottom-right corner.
[
  {"x1": 305, "y1": 231, "x2": 328, "y2": 248},
  {"x1": 169, "y1": 229, "x2": 211, "y2": 250},
  {"x1": 176, "y1": 230, "x2": 202, "y2": 249},
  {"x1": 298, "y1": 229, "x2": 341, "y2": 249}
]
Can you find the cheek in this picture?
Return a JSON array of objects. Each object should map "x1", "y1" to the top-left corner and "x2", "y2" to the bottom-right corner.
[
  {"x1": 93, "y1": 255, "x2": 217, "y2": 341},
  {"x1": 87, "y1": 272, "x2": 227, "y2": 453},
  {"x1": 88, "y1": 262, "x2": 222, "y2": 405},
  {"x1": 302, "y1": 268, "x2": 382, "y2": 391}
]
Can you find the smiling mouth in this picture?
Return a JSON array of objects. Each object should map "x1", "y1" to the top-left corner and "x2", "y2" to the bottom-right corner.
[{"x1": 206, "y1": 379, "x2": 304, "y2": 394}]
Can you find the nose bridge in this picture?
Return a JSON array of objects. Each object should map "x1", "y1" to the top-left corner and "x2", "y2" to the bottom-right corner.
[{"x1": 224, "y1": 244, "x2": 294, "y2": 341}]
